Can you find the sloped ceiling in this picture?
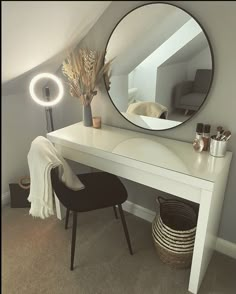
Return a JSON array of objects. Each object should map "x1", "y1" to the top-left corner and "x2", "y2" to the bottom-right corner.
[
  {"x1": 162, "y1": 32, "x2": 209, "y2": 66},
  {"x1": 2, "y1": 1, "x2": 111, "y2": 85}
]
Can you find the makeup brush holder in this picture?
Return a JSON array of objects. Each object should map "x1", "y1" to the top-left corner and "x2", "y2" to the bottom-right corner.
[{"x1": 210, "y1": 136, "x2": 228, "y2": 157}]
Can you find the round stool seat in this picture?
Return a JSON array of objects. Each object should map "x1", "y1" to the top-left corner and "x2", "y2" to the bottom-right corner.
[{"x1": 51, "y1": 171, "x2": 127, "y2": 212}]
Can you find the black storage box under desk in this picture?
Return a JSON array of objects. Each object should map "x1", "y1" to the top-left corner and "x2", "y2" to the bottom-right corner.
[{"x1": 9, "y1": 183, "x2": 30, "y2": 208}]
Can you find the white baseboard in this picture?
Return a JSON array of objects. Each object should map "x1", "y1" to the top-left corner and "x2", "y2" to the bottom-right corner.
[
  {"x1": 215, "y1": 237, "x2": 236, "y2": 259},
  {"x1": 122, "y1": 200, "x2": 156, "y2": 223},
  {"x1": 123, "y1": 200, "x2": 236, "y2": 259},
  {"x1": 2, "y1": 191, "x2": 10, "y2": 206}
]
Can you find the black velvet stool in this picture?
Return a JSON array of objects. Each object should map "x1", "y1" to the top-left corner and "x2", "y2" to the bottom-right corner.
[{"x1": 51, "y1": 169, "x2": 133, "y2": 270}]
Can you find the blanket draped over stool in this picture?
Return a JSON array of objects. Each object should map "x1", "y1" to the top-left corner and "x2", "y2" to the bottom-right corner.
[{"x1": 27, "y1": 136, "x2": 84, "y2": 219}]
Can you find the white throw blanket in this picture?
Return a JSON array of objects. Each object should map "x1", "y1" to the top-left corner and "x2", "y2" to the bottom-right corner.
[
  {"x1": 27, "y1": 136, "x2": 85, "y2": 219},
  {"x1": 126, "y1": 101, "x2": 168, "y2": 118}
]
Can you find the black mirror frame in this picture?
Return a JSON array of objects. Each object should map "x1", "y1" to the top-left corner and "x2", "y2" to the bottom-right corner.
[{"x1": 104, "y1": 2, "x2": 215, "y2": 131}]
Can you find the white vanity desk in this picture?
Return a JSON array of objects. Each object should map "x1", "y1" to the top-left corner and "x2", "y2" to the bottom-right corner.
[{"x1": 47, "y1": 122, "x2": 232, "y2": 294}]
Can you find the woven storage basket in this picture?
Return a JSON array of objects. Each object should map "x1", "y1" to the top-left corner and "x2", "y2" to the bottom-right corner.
[{"x1": 152, "y1": 196, "x2": 197, "y2": 269}]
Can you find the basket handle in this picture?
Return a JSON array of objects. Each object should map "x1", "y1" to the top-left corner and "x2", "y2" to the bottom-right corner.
[
  {"x1": 156, "y1": 196, "x2": 198, "y2": 215},
  {"x1": 157, "y1": 196, "x2": 191, "y2": 204}
]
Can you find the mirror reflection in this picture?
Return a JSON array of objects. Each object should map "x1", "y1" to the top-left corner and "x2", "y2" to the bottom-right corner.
[{"x1": 105, "y1": 3, "x2": 213, "y2": 130}]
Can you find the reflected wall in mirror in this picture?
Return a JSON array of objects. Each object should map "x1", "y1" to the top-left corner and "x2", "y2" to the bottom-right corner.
[{"x1": 105, "y1": 3, "x2": 214, "y2": 130}]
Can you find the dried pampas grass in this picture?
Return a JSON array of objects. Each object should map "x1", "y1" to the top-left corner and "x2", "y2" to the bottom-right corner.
[{"x1": 62, "y1": 48, "x2": 113, "y2": 105}]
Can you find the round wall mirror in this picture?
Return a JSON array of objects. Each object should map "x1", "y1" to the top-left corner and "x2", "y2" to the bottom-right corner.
[{"x1": 105, "y1": 3, "x2": 214, "y2": 130}]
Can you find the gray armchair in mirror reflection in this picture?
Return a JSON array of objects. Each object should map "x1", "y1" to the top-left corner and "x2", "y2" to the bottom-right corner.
[{"x1": 172, "y1": 69, "x2": 212, "y2": 114}]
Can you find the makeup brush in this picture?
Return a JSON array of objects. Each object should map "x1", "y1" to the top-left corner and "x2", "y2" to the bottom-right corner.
[
  {"x1": 221, "y1": 131, "x2": 231, "y2": 141},
  {"x1": 225, "y1": 133, "x2": 232, "y2": 141},
  {"x1": 216, "y1": 126, "x2": 223, "y2": 139}
]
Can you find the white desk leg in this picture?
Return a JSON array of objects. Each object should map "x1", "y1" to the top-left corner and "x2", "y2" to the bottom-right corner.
[
  {"x1": 54, "y1": 192, "x2": 66, "y2": 220},
  {"x1": 188, "y1": 190, "x2": 213, "y2": 294}
]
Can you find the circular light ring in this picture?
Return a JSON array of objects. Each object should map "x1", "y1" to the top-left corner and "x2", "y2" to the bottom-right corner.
[{"x1": 29, "y1": 73, "x2": 64, "y2": 107}]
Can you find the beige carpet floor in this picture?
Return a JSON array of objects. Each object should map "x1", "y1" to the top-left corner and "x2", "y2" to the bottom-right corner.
[{"x1": 2, "y1": 206, "x2": 236, "y2": 294}]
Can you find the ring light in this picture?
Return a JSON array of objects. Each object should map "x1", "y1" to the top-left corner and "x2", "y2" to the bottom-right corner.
[{"x1": 29, "y1": 73, "x2": 64, "y2": 107}]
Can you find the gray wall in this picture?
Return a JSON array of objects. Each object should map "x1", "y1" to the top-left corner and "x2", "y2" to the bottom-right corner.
[
  {"x1": 2, "y1": 70, "x2": 83, "y2": 195},
  {"x1": 68, "y1": 1, "x2": 236, "y2": 243}
]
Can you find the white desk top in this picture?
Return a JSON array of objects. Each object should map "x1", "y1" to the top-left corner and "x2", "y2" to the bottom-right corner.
[{"x1": 47, "y1": 123, "x2": 232, "y2": 183}]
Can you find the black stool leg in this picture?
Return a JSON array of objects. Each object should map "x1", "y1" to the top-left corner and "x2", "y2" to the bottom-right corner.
[
  {"x1": 113, "y1": 205, "x2": 118, "y2": 219},
  {"x1": 118, "y1": 204, "x2": 133, "y2": 255},
  {"x1": 65, "y1": 208, "x2": 70, "y2": 230},
  {"x1": 70, "y1": 211, "x2": 77, "y2": 270}
]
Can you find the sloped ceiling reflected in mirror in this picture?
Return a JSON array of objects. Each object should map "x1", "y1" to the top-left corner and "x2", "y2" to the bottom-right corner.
[{"x1": 105, "y1": 3, "x2": 214, "y2": 131}]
